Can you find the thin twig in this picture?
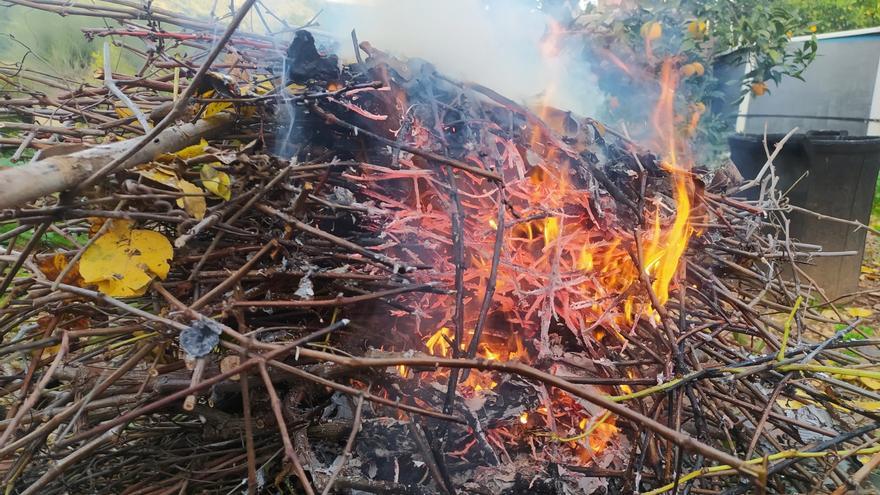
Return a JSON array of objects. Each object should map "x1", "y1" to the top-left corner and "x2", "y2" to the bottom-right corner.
[{"x1": 320, "y1": 394, "x2": 365, "y2": 495}]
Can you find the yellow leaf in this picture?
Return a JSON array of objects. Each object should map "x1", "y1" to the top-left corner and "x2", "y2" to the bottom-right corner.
[
  {"x1": 853, "y1": 400, "x2": 880, "y2": 411},
  {"x1": 846, "y1": 307, "x2": 873, "y2": 318},
  {"x1": 861, "y1": 376, "x2": 880, "y2": 390},
  {"x1": 177, "y1": 138, "x2": 209, "y2": 160},
  {"x1": 687, "y1": 19, "x2": 707, "y2": 39},
  {"x1": 138, "y1": 168, "x2": 179, "y2": 189},
  {"x1": 159, "y1": 139, "x2": 209, "y2": 162},
  {"x1": 176, "y1": 179, "x2": 207, "y2": 220},
  {"x1": 203, "y1": 101, "x2": 232, "y2": 118},
  {"x1": 640, "y1": 21, "x2": 662, "y2": 41},
  {"x1": 776, "y1": 398, "x2": 806, "y2": 410},
  {"x1": 139, "y1": 166, "x2": 206, "y2": 219},
  {"x1": 200, "y1": 163, "x2": 232, "y2": 200},
  {"x1": 41, "y1": 340, "x2": 63, "y2": 357},
  {"x1": 79, "y1": 220, "x2": 173, "y2": 297},
  {"x1": 115, "y1": 107, "x2": 133, "y2": 119},
  {"x1": 114, "y1": 106, "x2": 146, "y2": 128},
  {"x1": 255, "y1": 80, "x2": 275, "y2": 95}
]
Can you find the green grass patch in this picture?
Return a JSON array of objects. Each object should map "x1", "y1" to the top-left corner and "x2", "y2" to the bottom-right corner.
[
  {"x1": 0, "y1": 222, "x2": 86, "y2": 250},
  {"x1": 872, "y1": 178, "x2": 880, "y2": 231},
  {"x1": 838, "y1": 324, "x2": 876, "y2": 357},
  {"x1": 0, "y1": 147, "x2": 34, "y2": 167}
]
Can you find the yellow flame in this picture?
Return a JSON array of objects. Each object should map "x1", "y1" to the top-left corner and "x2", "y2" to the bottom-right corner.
[
  {"x1": 543, "y1": 216, "x2": 559, "y2": 246},
  {"x1": 623, "y1": 297, "x2": 634, "y2": 324},
  {"x1": 652, "y1": 173, "x2": 690, "y2": 304},
  {"x1": 520, "y1": 412, "x2": 529, "y2": 424},
  {"x1": 426, "y1": 327, "x2": 452, "y2": 357},
  {"x1": 644, "y1": 59, "x2": 693, "y2": 306},
  {"x1": 577, "y1": 244, "x2": 594, "y2": 271},
  {"x1": 482, "y1": 346, "x2": 501, "y2": 361}
]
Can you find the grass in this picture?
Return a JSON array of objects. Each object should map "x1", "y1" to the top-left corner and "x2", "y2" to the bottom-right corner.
[
  {"x1": 0, "y1": 222, "x2": 86, "y2": 250},
  {"x1": 0, "y1": 147, "x2": 34, "y2": 168},
  {"x1": 873, "y1": 179, "x2": 880, "y2": 231}
]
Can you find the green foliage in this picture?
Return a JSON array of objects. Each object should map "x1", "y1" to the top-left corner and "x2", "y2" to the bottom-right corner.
[
  {"x1": 784, "y1": 0, "x2": 880, "y2": 33},
  {"x1": 1, "y1": 115, "x2": 34, "y2": 166},
  {"x1": 687, "y1": 2, "x2": 818, "y2": 88},
  {"x1": 838, "y1": 324, "x2": 876, "y2": 357},
  {"x1": 0, "y1": 1, "x2": 317, "y2": 95},
  {"x1": 0, "y1": 221, "x2": 85, "y2": 250},
  {"x1": 872, "y1": 177, "x2": 880, "y2": 230},
  {"x1": 0, "y1": 10, "x2": 94, "y2": 78},
  {"x1": 578, "y1": 0, "x2": 818, "y2": 160},
  {"x1": 840, "y1": 324, "x2": 876, "y2": 341},
  {"x1": 0, "y1": 9, "x2": 141, "y2": 95},
  {"x1": 0, "y1": 147, "x2": 34, "y2": 168}
]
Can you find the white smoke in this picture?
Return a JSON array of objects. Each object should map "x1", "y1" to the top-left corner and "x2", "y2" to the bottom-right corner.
[{"x1": 312, "y1": 0, "x2": 600, "y2": 116}]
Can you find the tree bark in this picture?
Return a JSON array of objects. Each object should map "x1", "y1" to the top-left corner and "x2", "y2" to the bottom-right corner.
[{"x1": 0, "y1": 113, "x2": 233, "y2": 210}]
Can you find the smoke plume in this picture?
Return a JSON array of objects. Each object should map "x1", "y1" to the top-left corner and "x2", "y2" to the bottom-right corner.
[{"x1": 314, "y1": 0, "x2": 600, "y2": 116}]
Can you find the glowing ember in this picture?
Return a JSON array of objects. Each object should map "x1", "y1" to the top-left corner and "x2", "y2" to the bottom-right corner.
[{"x1": 519, "y1": 412, "x2": 529, "y2": 424}]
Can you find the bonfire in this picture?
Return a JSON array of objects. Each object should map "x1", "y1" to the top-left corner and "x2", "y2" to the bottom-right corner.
[{"x1": 1, "y1": 1, "x2": 879, "y2": 494}]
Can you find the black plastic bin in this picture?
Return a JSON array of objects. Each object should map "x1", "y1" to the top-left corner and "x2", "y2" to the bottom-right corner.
[{"x1": 729, "y1": 131, "x2": 880, "y2": 300}]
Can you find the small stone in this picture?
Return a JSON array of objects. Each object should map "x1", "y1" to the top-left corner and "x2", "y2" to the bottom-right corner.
[{"x1": 180, "y1": 319, "x2": 223, "y2": 358}]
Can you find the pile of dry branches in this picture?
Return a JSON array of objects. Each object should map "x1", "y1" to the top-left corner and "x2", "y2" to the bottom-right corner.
[{"x1": 2, "y1": 1, "x2": 880, "y2": 494}]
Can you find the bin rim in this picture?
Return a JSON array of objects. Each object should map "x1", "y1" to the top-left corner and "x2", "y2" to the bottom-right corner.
[{"x1": 729, "y1": 132, "x2": 880, "y2": 153}]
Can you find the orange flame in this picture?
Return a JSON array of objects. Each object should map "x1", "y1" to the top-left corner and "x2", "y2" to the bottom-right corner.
[
  {"x1": 423, "y1": 326, "x2": 526, "y2": 393},
  {"x1": 645, "y1": 59, "x2": 693, "y2": 305}
]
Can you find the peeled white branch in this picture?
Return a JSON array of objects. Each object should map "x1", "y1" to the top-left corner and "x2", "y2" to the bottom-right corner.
[
  {"x1": 0, "y1": 113, "x2": 233, "y2": 210},
  {"x1": 103, "y1": 42, "x2": 151, "y2": 132}
]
